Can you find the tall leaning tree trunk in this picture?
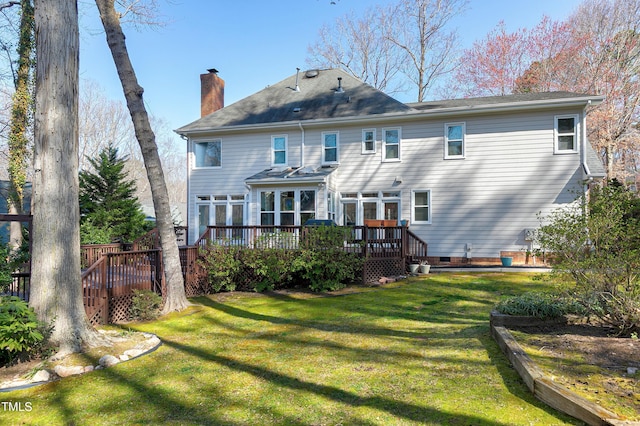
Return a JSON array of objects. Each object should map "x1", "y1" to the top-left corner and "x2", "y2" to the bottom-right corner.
[
  {"x1": 7, "y1": 0, "x2": 34, "y2": 252},
  {"x1": 95, "y1": 0, "x2": 189, "y2": 313},
  {"x1": 31, "y1": 0, "x2": 104, "y2": 354}
]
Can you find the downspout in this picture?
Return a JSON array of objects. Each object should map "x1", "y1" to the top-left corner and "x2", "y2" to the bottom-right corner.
[
  {"x1": 180, "y1": 134, "x2": 192, "y2": 243},
  {"x1": 582, "y1": 102, "x2": 593, "y2": 198},
  {"x1": 298, "y1": 122, "x2": 305, "y2": 168}
]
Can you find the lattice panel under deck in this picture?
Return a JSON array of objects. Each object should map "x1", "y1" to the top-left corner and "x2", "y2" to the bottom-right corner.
[
  {"x1": 363, "y1": 258, "x2": 404, "y2": 283},
  {"x1": 108, "y1": 294, "x2": 133, "y2": 323},
  {"x1": 87, "y1": 306, "x2": 107, "y2": 326}
]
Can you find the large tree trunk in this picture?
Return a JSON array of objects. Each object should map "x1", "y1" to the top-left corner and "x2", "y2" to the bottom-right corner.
[
  {"x1": 30, "y1": 0, "x2": 103, "y2": 354},
  {"x1": 95, "y1": 0, "x2": 189, "y2": 313}
]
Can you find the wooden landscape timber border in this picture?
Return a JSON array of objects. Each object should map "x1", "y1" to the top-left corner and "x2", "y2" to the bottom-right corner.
[{"x1": 489, "y1": 311, "x2": 630, "y2": 426}]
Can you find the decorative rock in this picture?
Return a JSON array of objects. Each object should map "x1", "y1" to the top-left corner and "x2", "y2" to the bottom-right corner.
[
  {"x1": 99, "y1": 354, "x2": 120, "y2": 367},
  {"x1": 32, "y1": 369, "x2": 50, "y2": 383},
  {"x1": 0, "y1": 331, "x2": 161, "y2": 391},
  {"x1": 124, "y1": 349, "x2": 145, "y2": 359},
  {"x1": 145, "y1": 336, "x2": 161, "y2": 348},
  {"x1": 54, "y1": 365, "x2": 85, "y2": 378}
]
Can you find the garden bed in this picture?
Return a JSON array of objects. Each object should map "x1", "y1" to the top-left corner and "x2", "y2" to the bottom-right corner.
[{"x1": 491, "y1": 311, "x2": 640, "y2": 422}]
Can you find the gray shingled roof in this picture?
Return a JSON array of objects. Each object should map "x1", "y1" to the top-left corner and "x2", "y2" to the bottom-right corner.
[
  {"x1": 406, "y1": 91, "x2": 600, "y2": 111},
  {"x1": 176, "y1": 69, "x2": 411, "y2": 133}
]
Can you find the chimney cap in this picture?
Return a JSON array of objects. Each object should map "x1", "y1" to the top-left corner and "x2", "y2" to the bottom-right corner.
[{"x1": 207, "y1": 68, "x2": 219, "y2": 74}]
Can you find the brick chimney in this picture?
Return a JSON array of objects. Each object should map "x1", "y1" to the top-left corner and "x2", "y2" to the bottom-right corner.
[{"x1": 200, "y1": 68, "x2": 224, "y2": 117}]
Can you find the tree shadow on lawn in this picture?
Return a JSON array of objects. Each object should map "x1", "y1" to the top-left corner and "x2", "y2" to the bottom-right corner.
[
  {"x1": 158, "y1": 336, "x2": 513, "y2": 426},
  {"x1": 194, "y1": 304, "x2": 497, "y2": 371},
  {"x1": 195, "y1": 296, "x2": 431, "y2": 340},
  {"x1": 258, "y1": 279, "x2": 501, "y2": 326}
]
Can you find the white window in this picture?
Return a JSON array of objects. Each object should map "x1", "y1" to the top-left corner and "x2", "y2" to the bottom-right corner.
[
  {"x1": 555, "y1": 115, "x2": 579, "y2": 153},
  {"x1": 300, "y1": 190, "x2": 316, "y2": 225},
  {"x1": 272, "y1": 135, "x2": 288, "y2": 166},
  {"x1": 327, "y1": 192, "x2": 337, "y2": 223},
  {"x1": 194, "y1": 140, "x2": 221, "y2": 167},
  {"x1": 412, "y1": 190, "x2": 431, "y2": 224},
  {"x1": 338, "y1": 191, "x2": 402, "y2": 226},
  {"x1": 197, "y1": 194, "x2": 246, "y2": 239},
  {"x1": 362, "y1": 129, "x2": 376, "y2": 154},
  {"x1": 261, "y1": 191, "x2": 276, "y2": 225},
  {"x1": 444, "y1": 123, "x2": 465, "y2": 159},
  {"x1": 259, "y1": 189, "x2": 317, "y2": 226},
  {"x1": 197, "y1": 203, "x2": 210, "y2": 237},
  {"x1": 382, "y1": 128, "x2": 401, "y2": 161},
  {"x1": 322, "y1": 132, "x2": 339, "y2": 164}
]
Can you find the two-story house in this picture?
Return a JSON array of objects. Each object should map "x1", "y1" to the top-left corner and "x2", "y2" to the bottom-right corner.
[{"x1": 176, "y1": 68, "x2": 605, "y2": 265}]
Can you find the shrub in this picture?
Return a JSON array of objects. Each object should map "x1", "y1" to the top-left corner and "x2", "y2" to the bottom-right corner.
[
  {"x1": 537, "y1": 182, "x2": 640, "y2": 335},
  {"x1": 294, "y1": 226, "x2": 364, "y2": 292},
  {"x1": 0, "y1": 297, "x2": 46, "y2": 366},
  {"x1": 495, "y1": 292, "x2": 585, "y2": 319},
  {"x1": 198, "y1": 245, "x2": 241, "y2": 292},
  {"x1": 242, "y1": 248, "x2": 297, "y2": 292},
  {"x1": 130, "y1": 289, "x2": 163, "y2": 321}
]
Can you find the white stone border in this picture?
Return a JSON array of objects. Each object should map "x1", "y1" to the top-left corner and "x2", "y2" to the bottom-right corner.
[{"x1": 0, "y1": 332, "x2": 162, "y2": 392}]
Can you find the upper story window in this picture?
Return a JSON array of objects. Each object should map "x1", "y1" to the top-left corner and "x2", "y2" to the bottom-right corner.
[
  {"x1": 322, "y1": 132, "x2": 339, "y2": 164},
  {"x1": 272, "y1": 135, "x2": 288, "y2": 166},
  {"x1": 362, "y1": 129, "x2": 376, "y2": 154},
  {"x1": 412, "y1": 190, "x2": 431, "y2": 224},
  {"x1": 555, "y1": 115, "x2": 579, "y2": 153},
  {"x1": 194, "y1": 140, "x2": 221, "y2": 167},
  {"x1": 444, "y1": 123, "x2": 465, "y2": 159},
  {"x1": 382, "y1": 128, "x2": 401, "y2": 162}
]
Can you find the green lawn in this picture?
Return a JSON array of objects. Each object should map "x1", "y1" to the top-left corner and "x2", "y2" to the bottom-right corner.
[{"x1": 1, "y1": 272, "x2": 581, "y2": 425}]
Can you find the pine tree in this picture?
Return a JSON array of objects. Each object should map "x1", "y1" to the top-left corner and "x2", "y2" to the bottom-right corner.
[{"x1": 79, "y1": 144, "x2": 148, "y2": 243}]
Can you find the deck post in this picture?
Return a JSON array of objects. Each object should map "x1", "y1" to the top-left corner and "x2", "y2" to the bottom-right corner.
[{"x1": 100, "y1": 255, "x2": 109, "y2": 324}]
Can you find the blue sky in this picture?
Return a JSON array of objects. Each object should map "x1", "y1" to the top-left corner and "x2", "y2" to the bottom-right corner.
[{"x1": 79, "y1": 0, "x2": 583, "y2": 135}]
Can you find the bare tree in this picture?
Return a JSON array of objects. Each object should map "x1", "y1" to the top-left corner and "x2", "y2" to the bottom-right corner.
[
  {"x1": 307, "y1": 7, "x2": 406, "y2": 95},
  {"x1": 30, "y1": 0, "x2": 105, "y2": 354},
  {"x1": 78, "y1": 79, "x2": 133, "y2": 171},
  {"x1": 307, "y1": 0, "x2": 466, "y2": 101},
  {"x1": 386, "y1": 0, "x2": 467, "y2": 101},
  {"x1": 94, "y1": 0, "x2": 188, "y2": 313}
]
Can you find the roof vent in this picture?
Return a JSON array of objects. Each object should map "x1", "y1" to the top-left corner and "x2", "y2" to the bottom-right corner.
[
  {"x1": 305, "y1": 69, "x2": 319, "y2": 78},
  {"x1": 336, "y1": 77, "x2": 344, "y2": 93},
  {"x1": 294, "y1": 67, "x2": 300, "y2": 92}
]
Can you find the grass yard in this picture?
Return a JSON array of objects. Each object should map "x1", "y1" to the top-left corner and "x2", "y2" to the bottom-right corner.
[{"x1": 0, "y1": 272, "x2": 581, "y2": 425}]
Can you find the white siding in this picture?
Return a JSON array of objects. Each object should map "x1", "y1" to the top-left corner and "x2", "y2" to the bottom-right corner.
[{"x1": 187, "y1": 108, "x2": 588, "y2": 258}]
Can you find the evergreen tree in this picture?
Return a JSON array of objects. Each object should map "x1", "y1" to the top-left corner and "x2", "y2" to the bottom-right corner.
[{"x1": 79, "y1": 144, "x2": 148, "y2": 243}]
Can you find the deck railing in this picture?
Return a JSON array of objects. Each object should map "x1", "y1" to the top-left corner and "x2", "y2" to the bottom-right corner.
[
  {"x1": 81, "y1": 249, "x2": 163, "y2": 324},
  {"x1": 81, "y1": 243, "x2": 123, "y2": 268},
  {"x1": 195, "y1": 225, "x2": 428, "y2": 261}
]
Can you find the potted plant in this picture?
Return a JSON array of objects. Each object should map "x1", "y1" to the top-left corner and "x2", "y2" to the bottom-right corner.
[
  {"x1": 419, "y1": 260, "x2": 430, "y2": 274},
  {"x1": 500, "y1": 255, "x2": 513, "y2": 266}
]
